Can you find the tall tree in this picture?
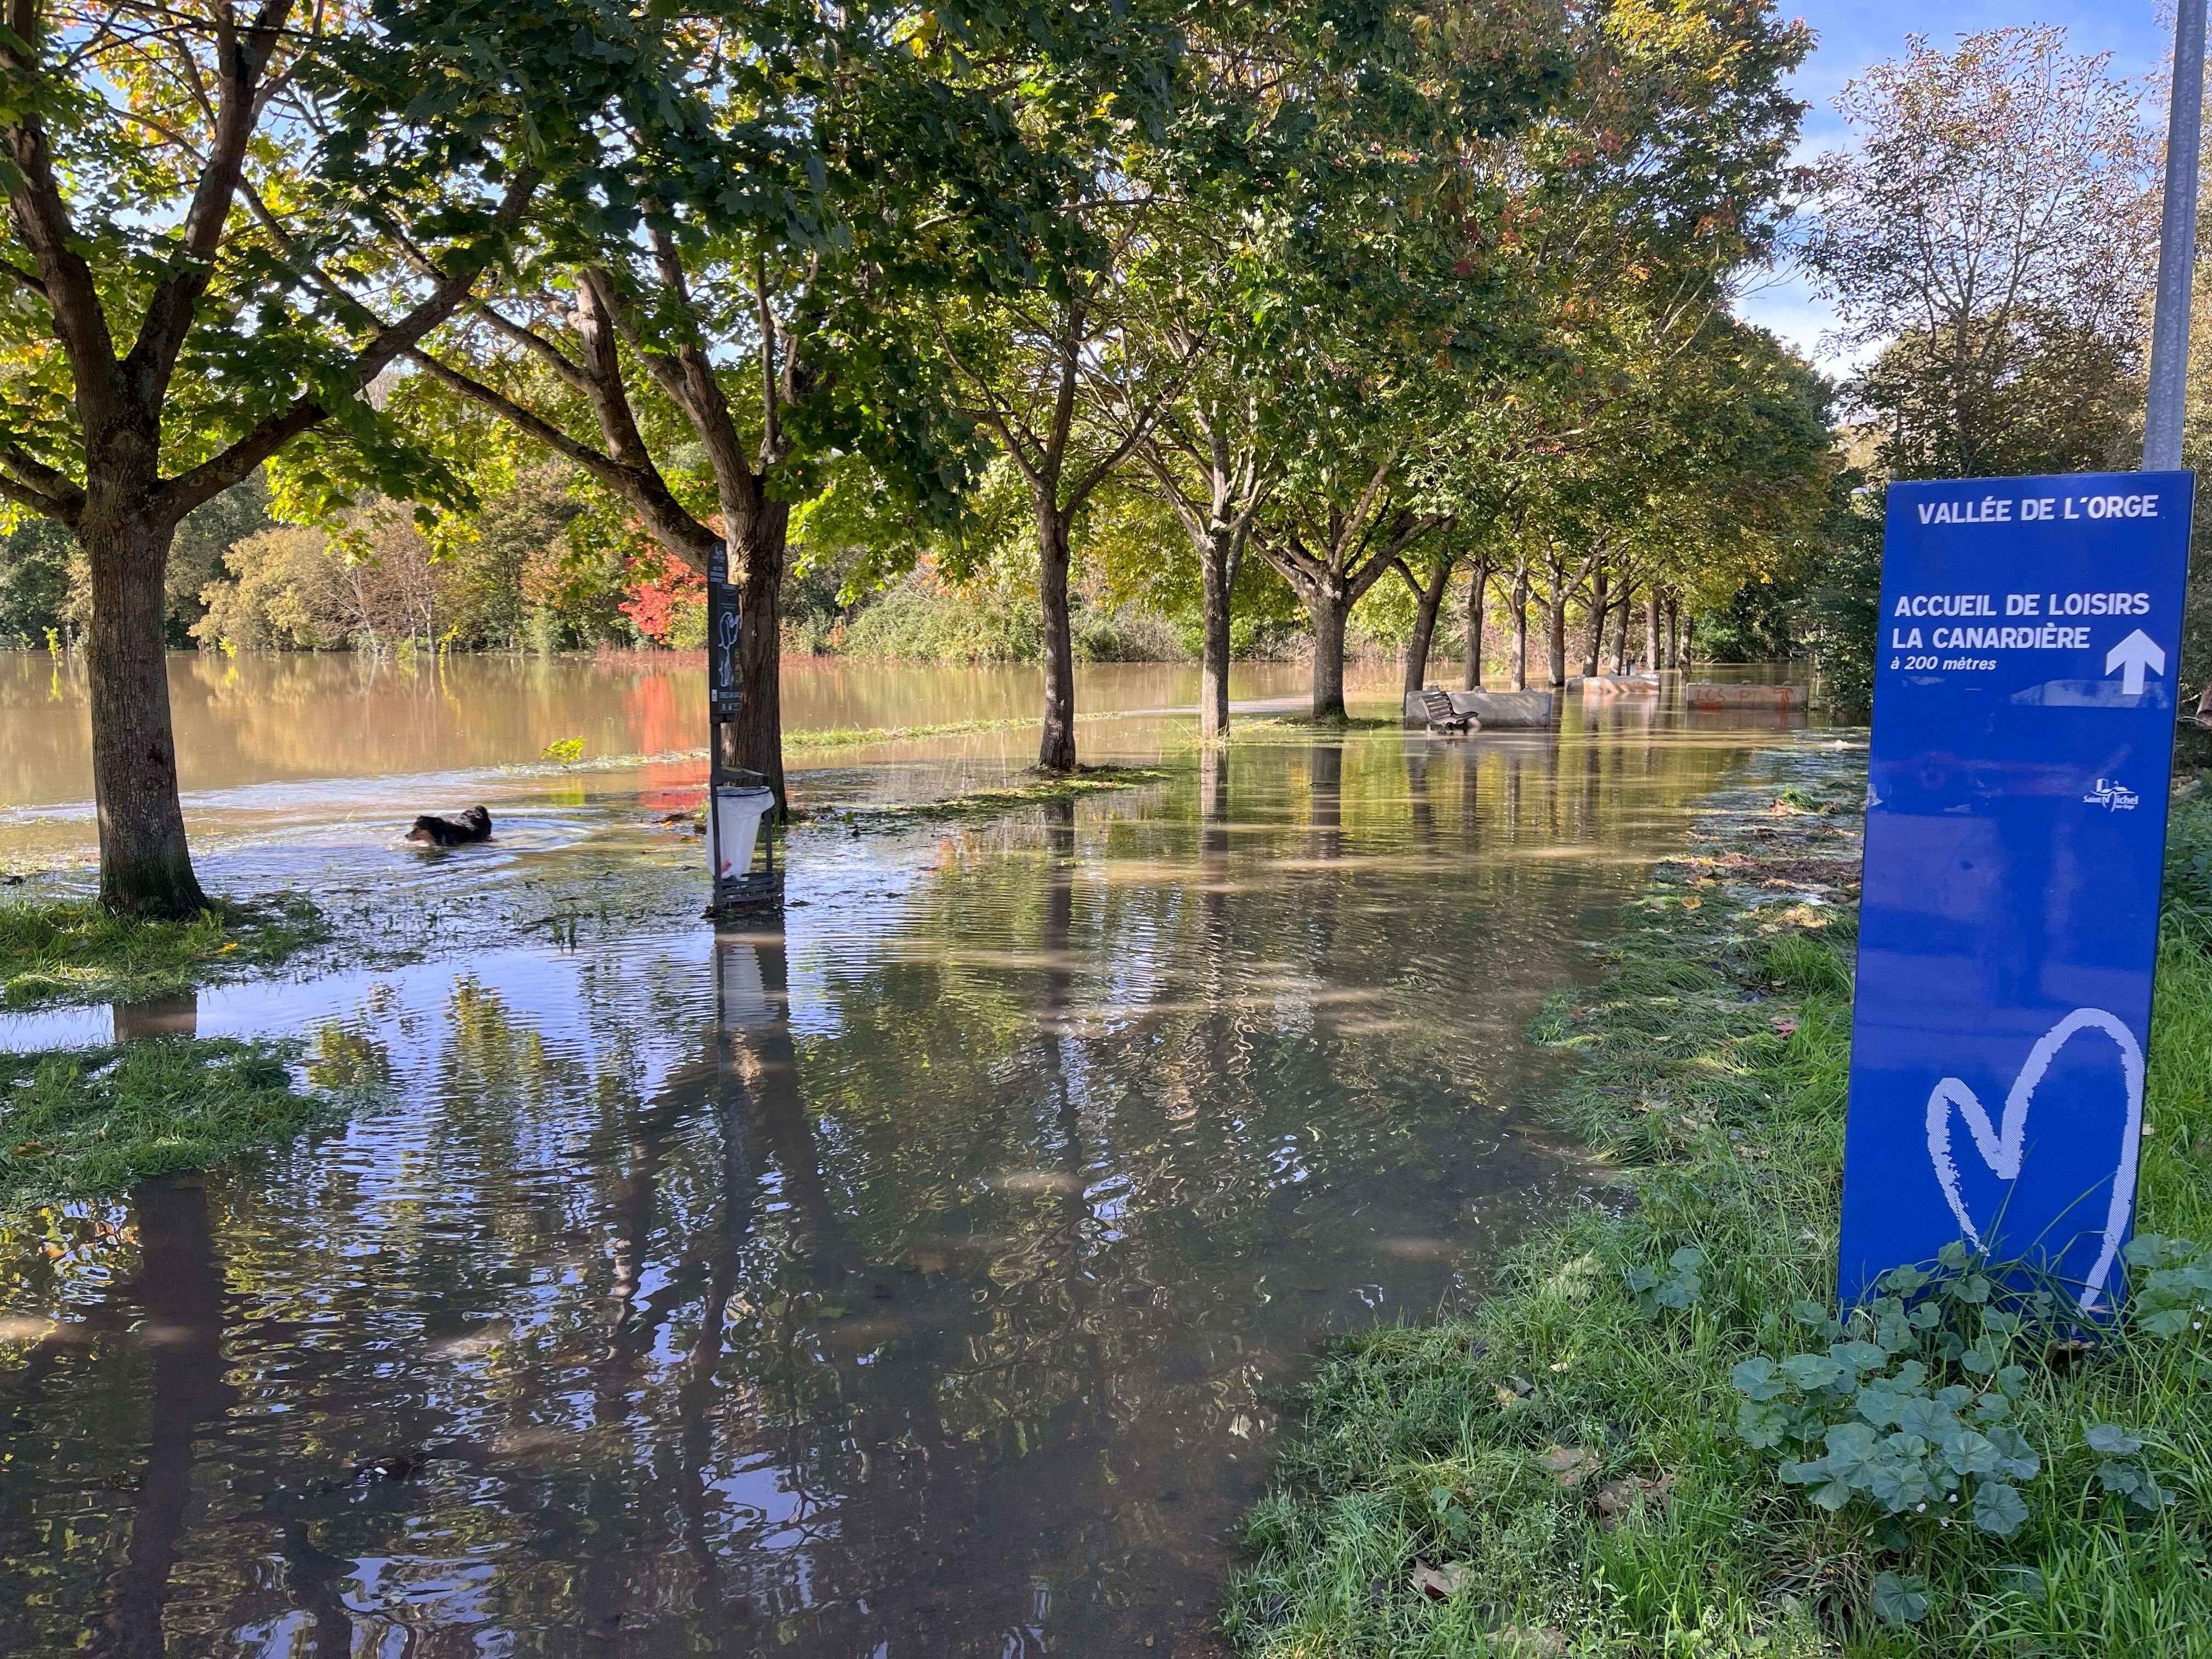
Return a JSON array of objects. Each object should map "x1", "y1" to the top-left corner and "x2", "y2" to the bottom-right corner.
[
  {"x1": 401, "y1": 0, "x2": 1110, "y2": 806},
  {"x1": 0, "y1": 0, "x2": 624, "y2": 912},
  {"x1": 1805, "y1": 27, "x2": 2155, "y2": 481}
]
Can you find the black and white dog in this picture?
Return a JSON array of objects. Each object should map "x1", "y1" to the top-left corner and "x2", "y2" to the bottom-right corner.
[{"x1": 405, "y1": 805, "x2": 493, "y2": 847}]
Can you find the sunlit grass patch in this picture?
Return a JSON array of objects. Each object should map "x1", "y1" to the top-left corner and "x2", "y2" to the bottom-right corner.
[
  {"x1": 0, "y1": 1039, "x2": 345, "y2": 1212},
  {"x1": 813, "y1": 766, "x2": 1173, "y2": 830},
  {"x1": 1229, "y1": 770, "x2": 2212, "y2": 1657},
  {"x1": 0, "y1": 893, "x2": 327, "y2": 1011}
]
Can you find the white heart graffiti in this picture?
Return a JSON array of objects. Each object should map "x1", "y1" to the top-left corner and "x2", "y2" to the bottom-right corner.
[{"x1": 1924, "y1": 1007, "x2": 2144, "y2": 1312}]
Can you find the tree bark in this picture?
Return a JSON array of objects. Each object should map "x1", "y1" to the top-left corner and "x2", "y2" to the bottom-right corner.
[
  {"x1": 1509, "y1": 567, "x2": 1529, "y2": 690},
  {"x1": 1036, "y1": 500, "x2": 1078, "y2": 770},
  {"x1": 1199, "y1": 523, "x2": 1235, "y2": 743},
  {"x1": 1665, "y1": 597, "x2": 1681, "y2": 671},
  {"x1": 1308, "y1": 590, "x2": 1348, "y2": 721},
  {"x1": 1401, "y1": 556, "x2": 1454, "y2": 697},
  {"x1": 1644, "y1": 586, "x2": 1663, "y2": 674},
  {"x1": 1545, "y1": 589, "x2": 1568, "y2": 689},
  {"x1": 1609, "y1": 584, "x2": 1632, "y2": 674},
  {"x1": 735, "y1": 508, "x2": 791, "y2": 805},
  {"x1": 81, "y1": 511, "x2": 206, "y2": 917},
  {"x1": 1464, "y1": 558, "x2": 1488, "y2": 690},
  {"x1": 1582, "y1": 567, "x2": 1607, "y2": 678}
]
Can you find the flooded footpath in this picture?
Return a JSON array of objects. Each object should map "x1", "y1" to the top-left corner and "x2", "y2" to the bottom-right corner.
[{"x1": 0, "y1": 653, "x2": 1820, "y2": 1656}]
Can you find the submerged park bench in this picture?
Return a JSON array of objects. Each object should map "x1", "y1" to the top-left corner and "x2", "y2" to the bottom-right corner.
[
  {"x1": 1401, "y1": 687, "x2": 1556, "y2": 729},
  {"x1": 1420, "y1": 686, "x2": 1476, "y2": 733}
]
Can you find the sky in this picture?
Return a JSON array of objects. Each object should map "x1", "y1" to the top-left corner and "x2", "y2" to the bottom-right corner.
[{"x1": 1736, "y1": 0, "x2": 2175, "y2": 370}]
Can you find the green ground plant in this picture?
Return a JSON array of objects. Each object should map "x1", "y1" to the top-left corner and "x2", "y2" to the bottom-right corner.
[
  {"x1": 811, "y1": 766, "x2": 1172, "y2": 831},
  {"x1": 1229, "y1": 755, "x2": 2212, "y2": 1657},
  {"x1": 0, "y1": 895, "x2": 329, "y2": 1011},
  {"x1": 0, "y1": 1039, "x2": 347, "y2": 1214}
]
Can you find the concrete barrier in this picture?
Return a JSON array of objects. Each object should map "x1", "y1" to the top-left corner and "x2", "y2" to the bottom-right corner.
[
  {"x1": 1573, "y1": 673, "x2": 1661, "y2": 697},
  {"x1": 1682, "y1": 681, "x2": 1807, "y2": 713},
  {"x1": 1402, "y1": 688, "x2": 1555, "y2": 728}
]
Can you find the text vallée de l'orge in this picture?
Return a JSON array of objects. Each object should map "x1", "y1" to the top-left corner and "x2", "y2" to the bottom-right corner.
[{"x1": 1916, "y1": 490, "x2": 2164, "y2": 527}]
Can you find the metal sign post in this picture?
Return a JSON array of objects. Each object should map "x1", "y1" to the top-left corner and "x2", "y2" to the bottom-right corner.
[
  {"x1": 706, "y1": 547, "x2": 776, "y2": 912},
  {"x1": 1837, "y1": 472, "x2": 2194, "y2": 1311},
  {"x1": 2146, "y1": 0, "x2": 2208, "y2": 473}
]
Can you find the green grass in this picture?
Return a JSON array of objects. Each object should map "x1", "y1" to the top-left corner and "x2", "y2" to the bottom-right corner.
[
  {"x1": 784, "y1": 712, "x2": 1128, "y2": 752},
  {"x1": 806, "y1": 765, "x2": 1175, "y2": 830},
  {"x1": 1228, "y1": 761, "x2": 2212, "y2": 1657},
  {"x1": 0, "y1": 1039, "x2": 348, "y2": 1213},
  {"x1": 1226, "y1": 714, "x2": 1404, "y2": 738},
  {"x1": 0, "y1": 893, "x2": 328, "y2": 1011}
]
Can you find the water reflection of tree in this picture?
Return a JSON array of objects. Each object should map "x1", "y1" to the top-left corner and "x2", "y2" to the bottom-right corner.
[
  {"x1": 90, "y1": 1178, "x2": 229, "y2": 1659},
  {"x1": 0, "y1": 727, "x2": 1754, "y2": 1655}
]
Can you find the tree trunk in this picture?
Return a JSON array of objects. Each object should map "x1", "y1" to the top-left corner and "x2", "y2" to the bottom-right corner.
[
  {"x1": 1464, "y1": 558, "x2": 1488, "y2": 690},
  {"x1": 1036, "y1": 501, "x2": 1078, "y2": 770},
  {"x1": 1665, "y1": 597, "x2": 1681, "y2": 671},
  {"x1": 1199, "y1": 524, "x2": 1234, "y2": 743},
  {"x1": 1644, "y1": 586, "x2": 1662, "y2": 674},
  {"x1": 80, "y1": 511, "x2": 207, "y2": 918},
  {"x1": 1609, "y1": 584, "x2": 1632, "y2": 674},
  {"x1": 1545, "y1": 590, "x2": 1568, "y2": 689},
  {"x1": 1582, "y1": 567, "x2": 1607, "y2": 678},
  {"x1": 1308, "y1": 589, "x2": 1348, "y2": 721},
  {"x1": 735, "y1": 506, "x2": 792, "y2": 809},
  {"x1": 1509, "y1": 568, "x2": 1528, "y2": 691},
  {"x1": 1402, "y1": 557, "x2": 1453, "y2": 698}
]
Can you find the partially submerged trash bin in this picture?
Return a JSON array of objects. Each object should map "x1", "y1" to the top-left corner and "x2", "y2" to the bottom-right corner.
[
  {"x1": 706, "y1": 549, "x2": 779, "y2": 914},
  {"x1": 712, "y1": 783, "x2": 775, "y2": 896}
]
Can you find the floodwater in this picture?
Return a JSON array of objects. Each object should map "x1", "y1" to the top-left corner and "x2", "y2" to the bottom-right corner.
[
  {"x1": 0, "y1": 652, "x2": 1818, "y2": 1657},
  {"x1": 0, "y1": 653, "x2": 1324, "y2": 870}
]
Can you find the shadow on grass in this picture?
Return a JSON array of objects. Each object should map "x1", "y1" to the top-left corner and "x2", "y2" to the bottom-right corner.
[
  {"x1": 0, "y1": 1039, "x2": 353, "y2": 1214},
  {"x1": 0, "y1": 894, "x2": 329, "y2": 1012}
]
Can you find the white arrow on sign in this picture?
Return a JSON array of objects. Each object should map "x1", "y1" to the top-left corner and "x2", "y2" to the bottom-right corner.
[{"x1": 2105, "y1": 628, "x2": 2166, "y2": 697}]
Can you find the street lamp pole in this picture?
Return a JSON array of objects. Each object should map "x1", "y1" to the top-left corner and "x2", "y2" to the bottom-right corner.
[{"x1": 2146, "y1": 0, "x2": 2208, "y2": 472}]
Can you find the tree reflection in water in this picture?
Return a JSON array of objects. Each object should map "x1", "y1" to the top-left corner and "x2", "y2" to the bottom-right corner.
[{"x1": 0, "y1": 723, "x2": 1758, "y2": 1656}]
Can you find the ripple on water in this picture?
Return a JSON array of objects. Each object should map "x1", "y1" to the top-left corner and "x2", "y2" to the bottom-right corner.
[{"x1": 0, "y1": 689, "x2": 1818, "y2": 1657}]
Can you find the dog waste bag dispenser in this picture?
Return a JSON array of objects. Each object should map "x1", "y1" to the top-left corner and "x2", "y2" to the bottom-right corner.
[
  {"x1": 707, "y1": 546, "x2": 774, "y2": 901},
  {"x1": 1837, "y1": 471, "x2": 2193, "y2": 1312}
]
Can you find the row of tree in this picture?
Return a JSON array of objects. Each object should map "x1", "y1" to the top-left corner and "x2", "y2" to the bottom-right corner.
[{"x1": 6, "y1": 0, "x2": 1840, "y2": 913}]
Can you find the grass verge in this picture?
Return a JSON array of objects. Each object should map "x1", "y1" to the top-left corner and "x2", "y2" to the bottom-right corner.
[
  {"x1": 0, "y1": 1038, "x2": 350, "y2": 1213},
  {"x1": 803, "y1": 765, "x2": 1174, "y2": 831},
  {"x1": 0, "y1": 894, "x2": 328, "y2": 1011},
  {"x1": 1228, "y1": 751, "x2": 2212, "y2": 1657}
]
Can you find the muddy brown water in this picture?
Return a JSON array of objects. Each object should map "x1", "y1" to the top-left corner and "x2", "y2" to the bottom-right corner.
[{"x1": 0, "y1": 654, "x2": 1820, "y2": 1656}]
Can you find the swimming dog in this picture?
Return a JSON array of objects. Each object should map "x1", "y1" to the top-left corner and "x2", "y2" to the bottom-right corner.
[{"x1": 405, "y1": 805, "x2": 493, "y2": 847}]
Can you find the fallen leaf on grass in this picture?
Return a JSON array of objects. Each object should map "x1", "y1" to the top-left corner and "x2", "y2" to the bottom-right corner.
[
  {"x1": 1770, "y1": 1016, "x2": 1798, "y2": 1037},
  {"x1": 1409, "y1": 1561, "x2": 1471, "y2": 1599},
  {"x1": 1541, "y1": 1445, "x2": 1600, "y2": 1488},
  {"x1": 1494, "y1": 1373, "x2": 1535, "y2": 1407},
  {"x1": 1593, "y1": 1472, "x2": 1677, "y2": 1528},
  {"x1": 2044, "y1": 1337, "x2": 2094, "y2": 1374},
  {"x1": 11, "y1": 1142, "x2": 51, "y2": 1159}
]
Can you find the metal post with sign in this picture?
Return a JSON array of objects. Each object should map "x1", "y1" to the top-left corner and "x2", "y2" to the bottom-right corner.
[
  {"x1": 705, "y1": 548, "x2": 776, "y2": 912},
  {"x1": 1837, "y1": 472, "x2": 2195, "y2": 1311}
]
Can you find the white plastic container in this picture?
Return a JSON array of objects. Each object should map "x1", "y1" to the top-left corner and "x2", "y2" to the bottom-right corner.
[{"x1": 712, "y1": 785, "x2": 775, "y2": 883}]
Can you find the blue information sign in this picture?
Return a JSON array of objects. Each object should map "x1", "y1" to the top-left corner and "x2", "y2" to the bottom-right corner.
[{"x1": 1838, "y1": 471, "x2": 2196, "y2": 1311}]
